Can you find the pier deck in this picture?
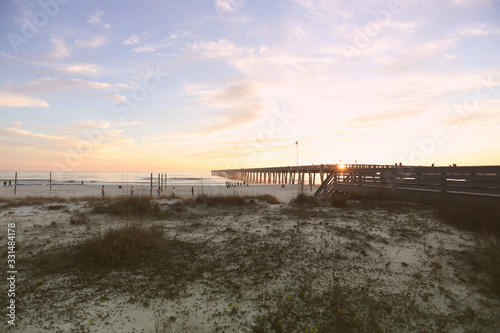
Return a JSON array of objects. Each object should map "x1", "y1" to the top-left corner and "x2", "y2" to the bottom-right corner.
[{"x1": 212, "y1": 164, "x2": 500, "y2": 204}]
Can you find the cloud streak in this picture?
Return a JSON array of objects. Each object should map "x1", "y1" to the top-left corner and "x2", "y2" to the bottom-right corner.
[
  {"x1": 87, "y1": 11, "x2": 110, "y2": 29},
  {"x1": 127, "y1": 32, "x2": 189, "y2": 53},
  {"x1": 60, "y1": 64, "x2": 101, "y2": 76},
  {"x1": 0, "y1": 94, "x2": 49, "y2": 108},
  {"x1": 50, "y1": 35, "x2": 108, "y2": 59},
  {"x1": 189, "y1": 81, "x2": 266, "y2": 134}
]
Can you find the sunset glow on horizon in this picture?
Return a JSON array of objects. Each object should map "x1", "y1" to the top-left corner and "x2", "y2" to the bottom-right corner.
[{"x1": 1, "y1": 0, "x2": 500, "y2": 173}]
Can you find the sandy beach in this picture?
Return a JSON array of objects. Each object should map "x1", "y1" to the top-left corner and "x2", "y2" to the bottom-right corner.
[
  {"x1": 1, "y1": 187, "x2": 499, "y2": 332},
  {"x1": 0, "y1": 183, "x2": 317, "y2": 203}
]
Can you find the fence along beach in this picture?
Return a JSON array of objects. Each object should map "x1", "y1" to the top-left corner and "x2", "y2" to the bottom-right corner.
[{"x1": 0, "y1": 170, "x2": 313, "y2": 202}]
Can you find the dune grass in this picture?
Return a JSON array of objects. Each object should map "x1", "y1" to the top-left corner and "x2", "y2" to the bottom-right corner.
[
  {"x1": 336, "y1": 192, "x2": 500, "y2": 296},
  {"x1": 290, "y1": 193, "x2": 316, "y2": 205},
  {"x1": 89, "y1": 195, "x2": 167, "y2": 218},
  {"x1": 193, "y1": 194, "x2": 280, "y2": 206},
  {"x1": 79, "y1": 223, "x2": 168, "y2": 266},
  {"x1": 0, "y1": 196, "x2": 68, "y2": 208}
]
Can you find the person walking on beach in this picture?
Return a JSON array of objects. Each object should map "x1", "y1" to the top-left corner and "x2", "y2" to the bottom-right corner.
[
  {"x1": 191, "y1": 186, "x2": 194, "y2": 197},
  {"x1": 158, "y1": 186, "x2": 162, "y2": 197},
  {"x1": 101, "y1": 186, "x2": 105, "y2": 197},
  {"x1": 171, "y1": 187, "x2": 176, "y2": 197},
  {"x1": 131, "y1": 186, "x2": 134, "y2": 196},
  {"x1": 3, "y1": 181, "x2": 6, "y2": 187},
  {"x1": 8, "y1": 180, "x2": 12, "y2": 187}
]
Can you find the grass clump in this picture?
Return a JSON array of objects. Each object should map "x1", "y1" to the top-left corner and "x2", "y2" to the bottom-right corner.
[
  {"x1": 435, "y1": 203, "x2": 500, "y2": 236},
  {"x1": 434, "y1": 202, "x2": 500, "y2": 296},
  {"x1": 79, "y1": 223, "x2": 167, "y2": 266},
  {"x1": 330, "y1": 194, "x2": 347, "y2": 208},
  {"x1": 290, "y1": 193, "x2": 316, "y2": 205},
  {"x1": 207, "y1": 195, "x2": 245, "y2": 206},
  {"x1": 196, "y1": 195, "x2": 245, "y2": 206},
  {"x1": 69, "y1": 210, "x2": 90, "y2": 225},
  {"x1": 89, "y1": 196, "x2": 165, "y2": 218},
  {"x1": 194, "y1": 194, "x2": 279, "y2": 206},
  {"x1": 251, "y1": 194, "x2": 280, "y2": 204},
  {"x1": 251, "y1": 286, "x2": 385, "y2": 333},
  {"x1": 47, "y1": 204, "x2": 66, "y2": 210},
  {"x1": 1, "y1": 196, "x2": 68, "y2": 208},
  {"x1": 466, "y1": 235, "x2": 500, "y2": 296}
]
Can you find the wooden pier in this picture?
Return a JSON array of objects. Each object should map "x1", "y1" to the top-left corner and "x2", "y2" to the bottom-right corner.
[
  {"x1": 211, "y1": 164, "x2": 395, "y2": 191},
  {"x1": 212, "y1": 164, "x2": 500, "y2": 204}
]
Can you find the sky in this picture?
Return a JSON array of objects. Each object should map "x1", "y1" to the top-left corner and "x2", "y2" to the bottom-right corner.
[{"x1": 0, "y1": 0, "x2": 499, "y2": 172}]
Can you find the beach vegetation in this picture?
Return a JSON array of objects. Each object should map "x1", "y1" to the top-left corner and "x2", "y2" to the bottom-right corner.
[
  {"x1": 79, "y1": 223, "x2": 168, "y2": 266},
  {"x1": 7, "y1": 189, "x2": 500, "y2": 331},
  {"x1": 434, "y1": 202, "x2": 500, "y2": 236},
  {"x1": 252, "y1": 194, "x2": 281, "y2": 204},
  {"x1": 89, "y1": 195, "x2": 167, "y2": 218},
  {"x1": 69, "y1": 210, "x2": 90, "y2": 225},
  {"x1": 47, "y1": 204, "x2": 66, "y2": 210},
  {"x1": 0, "y1": 196, "x2": 68, "y2": 208},
  {"x1": 330, "y1": 194, "x2": 348, "y2": 208},
  {"x1": 192, "y1": 194, "x2": 280, "y2": 206},
  {"x1": 432, "y1": 202, "x2": 500, "y2": 296},
  {"x1": 290, "y1": 193, "x2": 316, "y2": 205}
]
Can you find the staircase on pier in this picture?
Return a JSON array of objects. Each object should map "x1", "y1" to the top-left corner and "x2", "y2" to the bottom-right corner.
[{"x1": 313, "y1": 170, "x2": 337, "y2": 200}]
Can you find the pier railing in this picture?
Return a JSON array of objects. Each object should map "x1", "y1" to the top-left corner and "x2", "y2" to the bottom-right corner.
[
  {"x1": 316, "y1": 165, "x2": 500, "y2": 202},
  {"x1": 211, "y1": 164, "x2": 396, "y2": 188},
  {"x1": 212, "y1": 164, "x2": 500, "y2": 203}
]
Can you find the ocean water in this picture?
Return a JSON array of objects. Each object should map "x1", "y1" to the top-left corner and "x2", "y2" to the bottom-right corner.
[{"x1": 0, "y1": 171, "x2": 226, "y2": 187}]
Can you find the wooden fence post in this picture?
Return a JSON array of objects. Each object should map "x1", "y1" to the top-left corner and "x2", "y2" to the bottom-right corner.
[{"x1": 440, "y1": 172, "x2": 447, "y2": 193}]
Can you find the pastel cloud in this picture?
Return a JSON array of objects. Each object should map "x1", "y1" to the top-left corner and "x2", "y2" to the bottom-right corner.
[
  {"x1": 214, "y1": 0, "x2": 246, "y2": 16},
  {"x1": 87, "y1": 11, "x2": 110, "y2": 29},
  {"x1": 23, "y1": 77, "x2": 112, "y2": 93},
  {"x1": 123, "y1": 34, "x2": 141, "y2": 46},
  {"x1": 290, "y1": 0, "x2": 351, "y2": 19},
  {"x1": 50, "y1": 35, "x2": 108, "y2": 59},
  {"x1": 189, "y1": 81, "x2": 266, "y2": 134},
  {"x1": 0, "y1": 94, "x2": 49, "y2": 108},
  {"x1": 61, "y1": 64, "x2": 101, "y2": 76},
  {"x1": 130, "y1": 32, "x2": 189, "y2": 53}
]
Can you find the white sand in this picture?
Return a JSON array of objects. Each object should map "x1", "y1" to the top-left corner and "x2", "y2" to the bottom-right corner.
[
  {"x1": 1, "y1": 187, "x2": 499, "y2": 332},
  {"x1": 0, "y1": 183, "x2": 319, "y2": 203}
]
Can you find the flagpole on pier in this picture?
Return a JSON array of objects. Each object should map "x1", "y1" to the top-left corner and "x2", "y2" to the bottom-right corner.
[{"x1": 296, "y1": 141, "x2": 298, "y2": 168}]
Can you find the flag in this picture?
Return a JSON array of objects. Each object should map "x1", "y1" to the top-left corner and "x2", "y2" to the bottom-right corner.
[{"x1": 295, "y1": 141, "x2": 298, "y2": 145}]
